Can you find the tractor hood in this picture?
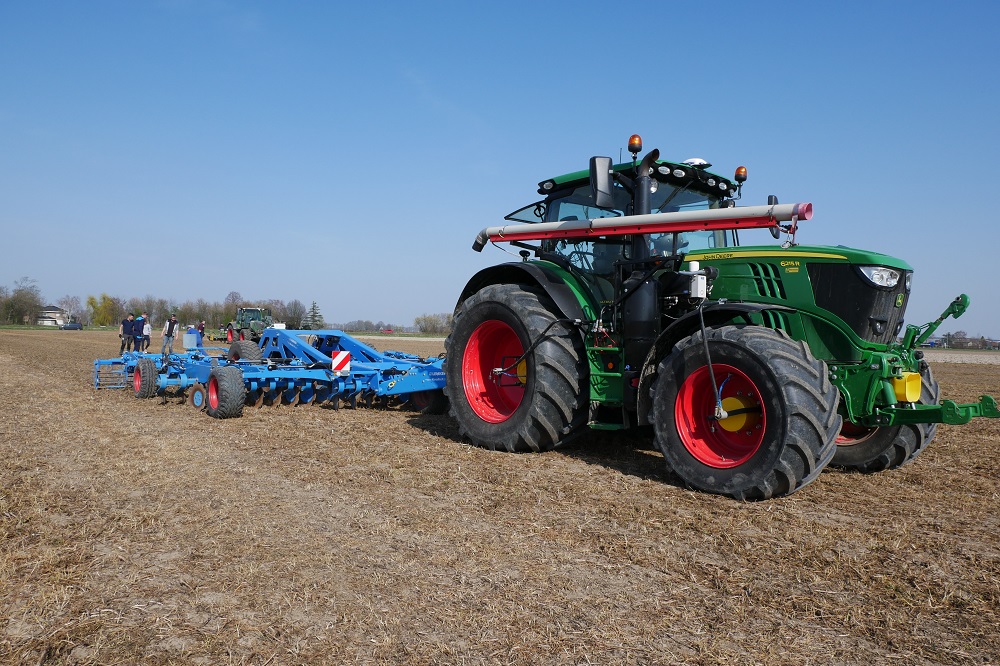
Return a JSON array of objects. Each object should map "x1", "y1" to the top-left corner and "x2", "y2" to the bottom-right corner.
[{"x1": 685, "y1": 244, "x2": 913, "y2": 272}]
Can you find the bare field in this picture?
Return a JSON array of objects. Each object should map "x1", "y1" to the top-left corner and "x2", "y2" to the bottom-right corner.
[{"x1": 2, "y1": 329, "x2": 998, "y2": 665}]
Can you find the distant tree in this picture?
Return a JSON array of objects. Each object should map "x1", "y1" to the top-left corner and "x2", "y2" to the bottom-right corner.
[
  {"x1": 176, "y1": 301, "x2": 199, "y2": 327},
  {"x1": 3, "y1": 277, "x2": 44, "y2": 325},
  {"x1": 303, "y1": 301, "x2": 324, "y2": 329},
  {"x1": 261, "y1": 299, "x2": 287, "y2": 322},
  {"x1": 86, "y1": 293, "x2": 125, "y2": 327},
  {"x1": 343, "y1": 319, "x2": 376, "y2": 332},
  {"x1": 224, "y1": 291, "x2": 243, "y2": 312},
  {"x1": 285, "y1": 299, "x2": 306, "y2": 328},
  {"x1": 57, "y1": 295, "x2": 82, "y2": 322},
  {"x1": 414, "y1": 313, "x2": 453, "y2": 335},
  {"x1": 126, "y1": 295, "x2": 169, "y2": 325}
]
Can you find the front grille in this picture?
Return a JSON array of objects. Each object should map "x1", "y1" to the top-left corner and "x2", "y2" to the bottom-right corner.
[{"x1": 808, "y1": 264, "x2": 909, "y2": 344}]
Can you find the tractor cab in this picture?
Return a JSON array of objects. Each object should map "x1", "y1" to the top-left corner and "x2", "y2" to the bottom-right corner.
[
  {"x1": 504, "y1": 158, "x2": 740, "y2": 281},
  {"x1": 500, "y1": 157, "x2": 741, "y2": 325}
]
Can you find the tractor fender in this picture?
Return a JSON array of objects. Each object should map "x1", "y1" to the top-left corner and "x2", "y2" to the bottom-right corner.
[
  {"x1": 635, "y1": 302, "x2": 794, "y2": 426},
  {"x1": 454, "y1": 262, "x2": 590, "y2": 327}
]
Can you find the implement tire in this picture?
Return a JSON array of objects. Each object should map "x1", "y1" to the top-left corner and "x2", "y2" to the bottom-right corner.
[
  {"x1": 444, "y1": 284, "x2": 587, "y2": 453},
  {"x1": 409, "y1": 389, "x2": 449, "y2": 415},
  {"x1": 133, "y1": 357, "x2": 158, "y2": 399},
  {"x1": 206, "y1": 366, "x2": 246, "y2": 419},
  {"x1": 228, "y1": 340, "x2": 263, "y2": 362},
  {"x1": 652, "y1": 326, "x2": 841, "y2": 500},
  {"x1": 831, "y1": 364, "x2": 941, "y2": 472}
]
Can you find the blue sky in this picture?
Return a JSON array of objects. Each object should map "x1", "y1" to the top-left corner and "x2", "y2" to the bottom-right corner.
[{"x1": 2, "y1": 1, "x2": 998, "y2": 336}]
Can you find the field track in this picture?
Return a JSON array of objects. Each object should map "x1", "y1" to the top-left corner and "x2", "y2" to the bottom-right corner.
[{"x1": 2, "y1": 329, "x2": 998, "y2": 665}]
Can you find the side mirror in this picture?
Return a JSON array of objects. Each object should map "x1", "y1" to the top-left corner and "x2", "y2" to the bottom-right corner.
[{"x1": 590, "y1": 156, "x2": 614, "y2": 208}]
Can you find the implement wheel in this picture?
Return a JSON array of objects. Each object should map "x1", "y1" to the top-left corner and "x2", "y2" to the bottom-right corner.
[
  {"x1": 189, "y1": 383, "x2": 207, "y2": 411},
  {"x1": 133, "y1": 357, "x2": 158, "y2": 399},
  {"x1": 652, "y1": 326, "x2": 841, "y2": 500},
  {"x1": 206, "y1": 366, "x2": 246, "y2": 419},
  {"x1": 409, "y1": 389, "x2": 449, "y2": 415},
  {"x1": 831, "y1": 364, "x2": 940, "y2": 472},
  {"x1": 444, "y1": 284, "x2": 587, "y2": 452},
  {"x1": 228, "y1": 340, "x2": 263, "y2": 362}
]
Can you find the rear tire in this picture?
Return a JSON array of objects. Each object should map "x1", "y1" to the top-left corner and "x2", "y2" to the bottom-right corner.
[
  {"x1": 444, "y1": 284, "x2": 587, "y2": 452},
  {"x1": 652, "y1": 326, "x2": 840, "y2": 500},
  {"x1": 206, "y1": 366, "x2": 245, "y2": 419},
  {"x1": 831, "y1": 364, "x2": 940, "y2": 472},
  {"x1": 133, "y1": 357, "x2": 158, "y2": 399}
]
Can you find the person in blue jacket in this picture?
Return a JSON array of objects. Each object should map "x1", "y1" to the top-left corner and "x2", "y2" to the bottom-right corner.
[{"x1": 133, "y1": 314, "x2": 146, "y2": 352}]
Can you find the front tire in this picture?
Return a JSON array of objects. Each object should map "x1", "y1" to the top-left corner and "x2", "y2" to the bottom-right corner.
[
  {"x1": 831, "y1": 364, "x2": 940, "y2": 472},
  {"x1": 444, "y1": 284, "x2": 587, "y2": 453},
  {"x1": 206, "y1": 366, "x2": 245, "y2": 419},
  {"x1": 652, "y1": 326, "x2": 841, "y2": 500},
  {"x1": 133, "y1": 357, "x2": 158, "y2": 399}
]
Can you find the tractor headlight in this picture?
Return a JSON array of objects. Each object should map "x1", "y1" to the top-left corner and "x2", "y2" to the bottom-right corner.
[
  {"x1": 905, "y1": 273, "x2": 912, "y2": 292},
  {"x1": 859, "y1": 265, "x2": 901, "y2": 288}
]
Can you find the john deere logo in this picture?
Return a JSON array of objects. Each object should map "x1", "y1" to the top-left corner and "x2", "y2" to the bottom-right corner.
[{"x1": 895, "y1": 294, "x2": 905, "y2": 307}]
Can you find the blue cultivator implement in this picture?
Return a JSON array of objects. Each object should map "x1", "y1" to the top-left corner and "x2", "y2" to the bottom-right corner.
[{"x1": 94, "y1": 329, "x2": 447, "y2": 418}]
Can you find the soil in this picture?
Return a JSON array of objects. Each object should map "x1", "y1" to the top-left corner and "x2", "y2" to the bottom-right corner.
[{"x1": 2, "y1": 329, "x2": 998, "y2": 665}]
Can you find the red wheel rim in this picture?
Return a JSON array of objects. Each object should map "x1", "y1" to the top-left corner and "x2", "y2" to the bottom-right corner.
[
  {"x1": 133, "y1": 367, "x2": 142, "y2": 393},
  {"x1": 836, "y1": 421, "x2": 877, "y2": 445},
  {"x1": 410, "y1": 391, "x2": 431, "y2": 410},
  {"x1": 462, "y1": 320, "x2": 525, "y2": 423},
  {"x1": 675, "y1": 363, "x2": 765, "y2": 468},
  {"x1": 227, "y1": 329, "x2": 234, "y2": 342},
  {"x1": 208, "y1": 376, "x2": 220, "y2": 410}
]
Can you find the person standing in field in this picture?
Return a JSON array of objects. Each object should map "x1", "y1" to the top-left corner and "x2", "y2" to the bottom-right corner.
[
  {"x1": 141, "y1": 312, "x2": 152, "y2": 351},
  {"x1": 133, "y1": 313, "x2": 146, "y2": 352},
  {"x1": 161, "y1": 313, "x2": 180, "y2": 355},
  {"x1": 119, "y1": 313, "x2": 136, "y2": 354}
]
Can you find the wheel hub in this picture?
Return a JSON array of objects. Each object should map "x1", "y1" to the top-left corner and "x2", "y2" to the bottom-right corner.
[
  {"x1": 675, "y1": 364, "x2": 765, "y2": 468},
  {"x1": 462, "y1": 319, "x2": 525, "y2": 423}
]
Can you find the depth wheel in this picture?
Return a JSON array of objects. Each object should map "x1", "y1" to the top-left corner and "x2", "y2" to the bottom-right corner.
[
  {"x1": 444, "y1": 284, "x2": 587, "y2": 453},
  {"x1": 653, "y1": 326, "x2": 841, "y2": 500},
  {"x1": 831, "y1": 364, "x2": 940, "y2": 472},
  {"x1": 189, "y1": 383, "x2": 207, "y2": 411}
]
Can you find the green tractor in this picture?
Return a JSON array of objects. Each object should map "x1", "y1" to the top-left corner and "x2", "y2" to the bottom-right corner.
[
  {"x1": 226, "y1": 307, "x2": 279, "y2": 343},
  {"x1": 445, "y1": 134, "x2": 999, "y2": 500}
]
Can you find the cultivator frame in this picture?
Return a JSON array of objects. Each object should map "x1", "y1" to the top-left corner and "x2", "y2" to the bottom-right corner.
[{"x1": 94, "y1": 328, "x2": 446, "y2": 416}]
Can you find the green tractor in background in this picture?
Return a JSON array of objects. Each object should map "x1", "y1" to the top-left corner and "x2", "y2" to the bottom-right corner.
[
  {"x1": 226, "y1": 307, "x2": 282, "y2": 343},
  {"x1": 445, "y1": 134, "x2": 999, "y2": 500}
]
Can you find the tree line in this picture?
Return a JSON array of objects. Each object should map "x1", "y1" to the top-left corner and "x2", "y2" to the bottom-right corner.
[{"x1": 0, "y1": 277, "x2": 454, "y2": 334}]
